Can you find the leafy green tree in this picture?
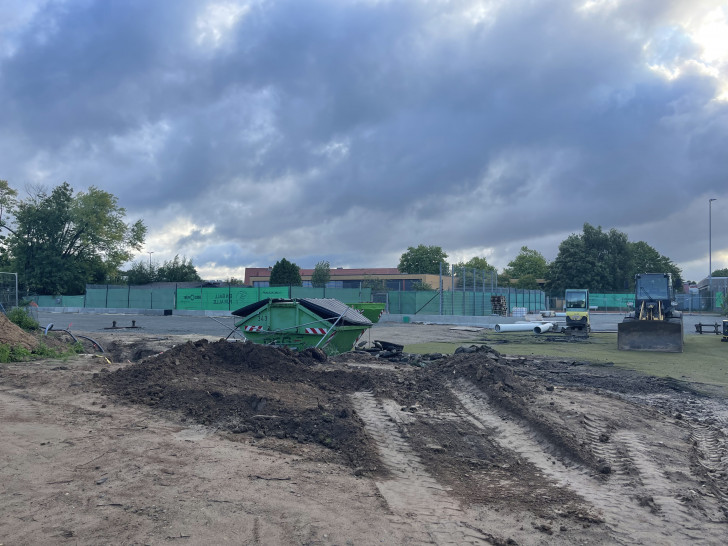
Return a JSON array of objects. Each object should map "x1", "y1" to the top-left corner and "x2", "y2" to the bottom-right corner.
[
  {"x1": 269, "y1": 258, "x2": 302, "y2": 286},
  {"x1": 711, "y1": 268, "x2": 728, "y2": 277},
  {"x1": 126, "y1": 260, "x2": 157, "y2": 284},
  {"x1": 226, "y1": 277, "x2": 245, "y2": 286},
  {"x1": 452, "y1": 256, "x2": 496, "y2": 288},
  {"x1": 503, "y1": 246, "x2": 548, "y2": 280},
  {"x1": 411, "y1": 281, "x2": 433, "y2": 291},
  {"x1": 0, "y1": 180, "x2": 17, "y2": 254},
  {"x1": 627, "y1": 241, "x2": 683, "y2": 289},
  {"x1": 548, "y1": 223, "x2": 682, "y2": 292},
  {"x1": 547, "y1": 223, "x2": 631, "y2": 293},
  {"x1": 311, "y1": 260, "x2": 331, "y2": 288},
  {"x1": 157, "y1": 255, "x2": 201, "y2": 282},
  {"x1": 398, "y1": 245, "x2": 449, "y2": 275},
  {"x1": 514, "y1": 274, "x2": 540, "y2": 290},
  {"x1": 1, "y1": 182, "x2": 146, "y2": 294}
]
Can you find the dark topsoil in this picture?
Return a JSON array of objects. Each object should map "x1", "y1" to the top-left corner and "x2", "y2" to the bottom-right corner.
[{"x1": 98, "y1": 340, "x2": 716, "y2": 482}]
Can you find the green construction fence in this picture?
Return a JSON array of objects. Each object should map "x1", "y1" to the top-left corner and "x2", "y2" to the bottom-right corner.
[
  {"x1": 78, "y1": 285, "x2": 374, "y2": 311},
  {"x1": 388, "y1": 289, "x2": 546, "y2": 316},
  {"x1": 31, "y1": 295, "x2": 86, "y2": 308}
]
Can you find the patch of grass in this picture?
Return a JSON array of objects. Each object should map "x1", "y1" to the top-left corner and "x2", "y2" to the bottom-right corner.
[
  {"x1": 406, "y1": 332, "x2": 728, "y2": 390},
  {"x1": 0, "y1": 340, "x2": 86, "y2": 363},
  {"x1": 0, "y1": 343, "x2": 33, "y2": 363},
  {"x1": 6, "y1": 307, "x2": 40, "y2": 330}
]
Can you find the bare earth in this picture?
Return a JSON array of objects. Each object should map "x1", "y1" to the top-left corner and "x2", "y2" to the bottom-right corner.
[{"x1": 1, "y1": 324, "x2": 727, "y2": 545}]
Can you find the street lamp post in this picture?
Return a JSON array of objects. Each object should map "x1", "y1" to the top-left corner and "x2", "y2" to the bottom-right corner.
[
  {"x1": 709, "y1": 198, "x2": 717, "y2": 311},
  {"x1": 148, "y1": 251, "x2": 154, "y2": 268}
]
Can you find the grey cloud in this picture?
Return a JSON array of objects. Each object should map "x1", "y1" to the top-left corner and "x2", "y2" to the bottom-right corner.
[{"x1": 1, "y1": 0, "x2": 726, "y2": 280}]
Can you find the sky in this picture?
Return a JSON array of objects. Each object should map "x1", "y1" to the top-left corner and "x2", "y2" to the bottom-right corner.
[{"x1": 1, "y1": 0, "x2": 727, "y2": 283}]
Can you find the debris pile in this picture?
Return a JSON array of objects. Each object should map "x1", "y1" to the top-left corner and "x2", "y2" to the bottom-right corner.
[{"x1": 0, "y1": 312, "x2": 39, "y2": 351}]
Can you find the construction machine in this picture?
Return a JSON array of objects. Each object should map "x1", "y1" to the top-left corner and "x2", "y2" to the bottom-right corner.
[
  {"x1": 618, "y1": 273, "x2": 683, "y2": 352},
  {"x1": 564, "y1": 289, "x2": 590, "y2": 338}
]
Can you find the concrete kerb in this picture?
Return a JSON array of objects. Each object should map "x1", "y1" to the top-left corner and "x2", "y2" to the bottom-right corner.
[{"x1": 36, "y1": 307, "x2": 234, "y2": 318}]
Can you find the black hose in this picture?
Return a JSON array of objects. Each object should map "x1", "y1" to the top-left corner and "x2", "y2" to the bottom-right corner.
[
  {"x1": 75, "y1": 334, "x2": 105, "y2": 353},
  {"x1": 43, "y1": 324, "x2": 105, "y2": 353}
]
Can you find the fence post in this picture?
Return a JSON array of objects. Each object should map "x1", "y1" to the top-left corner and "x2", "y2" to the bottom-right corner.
[
  {"x1": 451, "y1": 268, "x2": 454, "y2": 315},
  {"x1": 439, "y1": 262, "x2": 443, "y2": 315}
]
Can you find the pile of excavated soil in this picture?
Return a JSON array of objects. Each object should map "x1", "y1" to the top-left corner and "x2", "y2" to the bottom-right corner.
[
  {"x1": 0, "y1": 313, "x2": 39, "y2": 350},
  {"x1": 100, "y1": 340, "x2": 386, "y2": 470},
  {"x1": 100, "y1": 340, "x2": 614, "y2": 478}
]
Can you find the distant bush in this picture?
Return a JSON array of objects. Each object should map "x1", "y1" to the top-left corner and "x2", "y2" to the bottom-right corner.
[{"x1": 6, "y1": 307, "x2": 40, "y2": 330}]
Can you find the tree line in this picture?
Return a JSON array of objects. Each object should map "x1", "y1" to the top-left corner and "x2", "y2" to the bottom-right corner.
[{"x1": 397, "y1": 223, "x2": 686, "y2": 293}]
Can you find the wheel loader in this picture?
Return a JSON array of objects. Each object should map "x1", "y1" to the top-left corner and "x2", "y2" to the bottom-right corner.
[{"x1": 617, "y1": 273, "x2": 683, "y2": 352}]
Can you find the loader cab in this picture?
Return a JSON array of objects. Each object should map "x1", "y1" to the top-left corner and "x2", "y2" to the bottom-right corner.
[
  {"x1": 634, "y1": 273, "x2": 675, "y2": 320},
  {"x1": 565, "y1": 289, "x2": 590, "y2": 331}
]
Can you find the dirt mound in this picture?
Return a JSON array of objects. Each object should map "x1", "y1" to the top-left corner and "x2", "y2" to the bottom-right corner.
[
  {"x1": 99, "y1": 339, "x2": 605, "y2": 477},
  {"x1": 0, "y1": 313, "x2": 39, "y2": 351},
  {"x1": 100, "y1": 339, "x2": 382, "y2": 470}
]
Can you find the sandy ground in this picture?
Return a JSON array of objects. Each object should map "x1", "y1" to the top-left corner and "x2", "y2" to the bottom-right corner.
[{"x1": 1, "y1": 325, "x2": 727, "y2": 545}]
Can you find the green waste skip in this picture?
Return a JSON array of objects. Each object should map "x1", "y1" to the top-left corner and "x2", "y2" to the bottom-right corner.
[
  {"x1": 349, "y1": 302, "x2": 385, "y2": 323},
  {"x1": 232, "y1": 298, "x2": 373, "y2": 356}
]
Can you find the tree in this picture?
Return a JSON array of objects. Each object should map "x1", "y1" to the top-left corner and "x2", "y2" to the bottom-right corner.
[
  {"x1": 503, "y1": 246, "x2": 549, "y2": 280},
  {"x1": 547, "y1": 223, "x2": 682, "y2": 293},
  {"x1": 452, "y1": 257, "x2": 496, "y2": 288},
  {"x1": 398, "y1": 245, "x2": 449, "y2": 275},
  {"x1": 711, "y1": 268, "x2": 728, "y2": 277},
  {"x1": 126, "y1": 260, "x2": 157, "y2": 285},
  {"x1": 269, "y1": 258, "x2": 302, "y2": 286},
  {"x1": 157, "y1": 255, "x2": 201, "y2": 282},
  {"x1": 547, "y1": 224, "x2": 631, "y2": 293},
  {"x1": 1, "y1": 182, "x2": 146, "y2": 294},
  {"x1": 311, "y1": 260, "x2": 331, "y2": 288},
  {"x1": 515, "y1": 274, "x2": 540, "y2": 290},
  {"x1": 0, "y1": 180, "x2": 18, "y2": 269},
  {"x1": 627, "y1": 241, "x2": 683, "y2": 289}
]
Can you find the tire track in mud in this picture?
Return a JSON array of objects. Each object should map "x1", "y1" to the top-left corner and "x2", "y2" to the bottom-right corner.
[
  {"x1": 452, "y1": 379, "x2": 727, "y2": 545},
  {"x1": 582, "y1": 415, "x2": 636, "y2": 487},
  {"x1": 0, "y1": 390, "x2": 45, "y2": 422},
  {"x1": 690, "y1": 422, "x2": 728, "y2": 504},
  {"x1": 351, "y1": 391, "x2": 489, "y2": 545}
]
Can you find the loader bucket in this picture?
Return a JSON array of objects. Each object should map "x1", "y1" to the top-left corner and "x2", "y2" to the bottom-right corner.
[{"x1": 617, "y1": 319, "x2": 683, "y2": 353}]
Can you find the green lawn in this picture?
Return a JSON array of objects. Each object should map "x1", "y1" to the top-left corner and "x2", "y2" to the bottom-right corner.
[{"x1": 406, "y1": 332, "x2": 728, "y2": 391}]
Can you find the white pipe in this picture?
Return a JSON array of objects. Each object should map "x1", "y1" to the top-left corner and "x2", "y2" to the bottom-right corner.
[
  {"x1": 495, "y1": 323, "x2": 537, "y2": 332},
  {"x1": 533, "y1": 322, "x2": 554, "y2": 334},
  {"x1": 495, "y1": 322, "x2": 554, "y2": 333}
]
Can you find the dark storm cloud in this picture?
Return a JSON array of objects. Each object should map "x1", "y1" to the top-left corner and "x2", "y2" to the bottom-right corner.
[{"x1": 1, "y1": 0, "x2": 726, "y2": 279}]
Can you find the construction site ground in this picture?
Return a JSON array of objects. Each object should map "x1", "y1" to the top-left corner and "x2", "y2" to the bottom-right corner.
[{"x1": 1, "y1": 318, "x2": 728, "y2": 545}]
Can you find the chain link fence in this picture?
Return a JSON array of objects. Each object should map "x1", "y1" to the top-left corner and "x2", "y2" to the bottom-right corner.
[{"x1": 0, "y1": 272, "x2": 18, "y2": 312}]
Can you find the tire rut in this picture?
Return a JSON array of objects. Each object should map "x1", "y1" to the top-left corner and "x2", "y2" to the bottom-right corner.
[
  {"x1": 689, "y1": 422, "x2": 728, "y2": 504},
  {"x1": 0, "y1": 390, "x2": 45, "y2": 422},
  {"x1": 351, "y1": 391, "x2": 490, "y2": 545},
  {"x1": 452, "y1": 379, "x2": 728, "y2": 545}
]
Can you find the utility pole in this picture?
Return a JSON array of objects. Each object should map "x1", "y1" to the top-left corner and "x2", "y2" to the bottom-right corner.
[{"x1": 709, "y1": 198, "x2": 716, "y2": 310}]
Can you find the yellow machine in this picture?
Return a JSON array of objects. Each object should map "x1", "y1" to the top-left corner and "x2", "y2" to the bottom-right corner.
[{"x1": 564, "y1": 289, "x2": 590, "y2": 338}]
